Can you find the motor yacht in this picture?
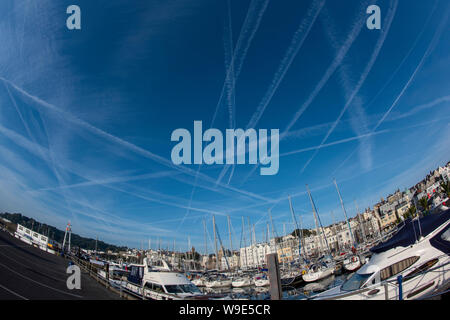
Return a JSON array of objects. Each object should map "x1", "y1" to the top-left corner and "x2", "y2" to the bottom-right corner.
[
  {"x1": 123, "y1": 258, "x2": 203, "y2": 300},
  {"x1": 312, "y1": 209, "x2": 450, "y2": 300}
]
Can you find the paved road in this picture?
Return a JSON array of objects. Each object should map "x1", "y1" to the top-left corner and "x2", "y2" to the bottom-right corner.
[{"x1": 0, "y1": 230, "x2": 120, "y2": 300}]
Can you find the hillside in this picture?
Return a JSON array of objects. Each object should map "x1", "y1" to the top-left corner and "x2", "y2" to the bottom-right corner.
[{"x1": 0, "y1": 212, "x2": 128, "y2": 252}]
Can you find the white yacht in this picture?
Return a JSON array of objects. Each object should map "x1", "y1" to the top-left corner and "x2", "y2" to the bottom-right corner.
[
  {"x1": 312, "y1": 209, "x2": 450, "y2": 300},
  {"x1": 302, "y1": 263, "x2": 335, "y2": 283},
  {"x1": 231, "y1": 276, "x2": 253, "y2": 288},
  {"x1": 343, "y1": 254, "x2": 364, "y2": 272},
  {"x1": 302, "y1": 255, "x2": 335, "y2": 283},
  {"x1": 205, "y1": 274, "x2": 232, "y2": 288},
  {"x1": 123, "y1": 258, "x2": 203, "y2": 300},
  {"x1": 191, "y1": 277, "x2": 206, "y2": 287},
  {"x1": 254, "y1": 274, "x2": 270, "y2": 287}
]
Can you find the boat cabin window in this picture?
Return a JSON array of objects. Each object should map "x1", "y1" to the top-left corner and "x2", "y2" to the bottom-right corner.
[
  {"x1": 130, "y1": 266, "x2": 144, "y2": 278},
  {"x1": 341, "y1": 273, "x2": 373, "y2": 291},
  {"x1": 441, "y1": 227, "x2": 450, "y2": 241},
  {"x1": 404, "y1": 258, "x2": 439, "y2": 281},
  {"x1": 145, "y1": 282, "x2": 164, "y2": 293},
  {"x1": 165, "y1": 284, "x2": 201, "y2": 295},
  {"x1": 380, "y1": 256, "x2": 419, "y2": 281}
]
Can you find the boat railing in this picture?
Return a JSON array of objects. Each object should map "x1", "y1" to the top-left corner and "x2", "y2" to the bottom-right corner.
[{"x1": 316, "y1": 254, "x2": 449, "y2": 300}]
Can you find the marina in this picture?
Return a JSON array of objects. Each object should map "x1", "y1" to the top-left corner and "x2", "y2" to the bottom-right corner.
[
  {"x1": 1, "y1": 161, "x2": 449, "y2": 301},
  {"x1": 0, "y1": 1, "x2": 449, "y2": 310}
]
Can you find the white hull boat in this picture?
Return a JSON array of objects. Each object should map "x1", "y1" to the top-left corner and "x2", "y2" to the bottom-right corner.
[
  {"x1": 231, "y1": 277, "x2": 253, "y2": 288},
  {"x1": 122, "y1": 258, "x2": 204, "y2": 300},
  {"x1": 191, "y1": 278, "x2": 205, "y2": 287},
  {"x1": 313, "y1": 209, "x2": 450, "y2": 300},
  {"x1": 302, "y1": 266, "x2": 334, "y2": 283},
  {"x1": 343, "y1": 255, "x2": 362, "y2": 272},
  {"x1": 205, "y1": 279, "x2": 232, "y2": 288}
]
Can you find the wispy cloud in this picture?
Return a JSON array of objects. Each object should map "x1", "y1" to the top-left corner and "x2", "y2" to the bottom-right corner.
[
  {"x1": 300, "y1": 0, "x2": 398, "y2": 173},
  {"x1": 246, "y1": 0, "x2": 325, "y2": 129},
  {"x1": 219, "y1": 0, "x2": 325, "y2": 185},
  {"x1": 1, "y1": 77, "x2": 274, "y2": 204},
  {"x1": 240, "y1": 0, "x2": 370, "y2": 184},
  {"x1": 280, "y1": 129, "x2": 390, "y2": 157},
  {"x1": 281, "y1": 0, "x2": 370, "y2": 136},
  {"x1": 210, "y1": 0, "x2": 270, "y2": 126},
  {"x1": 333, "y1": 6, "x2": 449, "y2": 175}
]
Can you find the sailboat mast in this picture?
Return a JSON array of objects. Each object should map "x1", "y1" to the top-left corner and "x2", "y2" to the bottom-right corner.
[
  {"x1": 334, "y1": 178, "x2": 356, "y2": 247},
  {"x1": 247, "y1": 217, "x2": 252, "y2": 246},
  {"x1": 268, "y1": 209, "x2": 278, "y2": 254},
  {"x1": 355, "y1": 201, "x2": 367, "y2": 244},
  {"x1": 288, "y1": 195, "x2": 302, "y2": 261},
  {"x1": 213, "y1": 215, "x2": 219, "y2": 270},
  {"x1": 203, "y1": 218, "x2": 207, "y2": 256},
  {"x1": 306, "y1": 185, "x2": 331, "y2": 256},
  {"x1": 242, "y1": 216, "x2": 248, "y2": 268},
  {"x1": 227, "y1": 215, "x2": 233, "y2": 254},
  {"x1": 306, "y1": 185, "x2": 322, "y2": 255}
]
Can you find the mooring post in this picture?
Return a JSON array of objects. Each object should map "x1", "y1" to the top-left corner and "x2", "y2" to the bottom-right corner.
[
  {"x1": 384, "y1": 283, "x2": 389, "y2": 300},
  {"x1": 267, "y1": 253, "x2": 282, "y2": 300},
  {"x1": 105, "y1": 263, "x2": 110, "y2": 288},
  {"x1": 397, "y1": 275, "x2": 403, "y2": 300}
]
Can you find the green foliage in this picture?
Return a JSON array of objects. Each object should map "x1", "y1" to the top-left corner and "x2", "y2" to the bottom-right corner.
[
  {"x1": 291, "y1": 228, "x2": 316, "y2": 238},
  {"x1": 418, "y1": 197, "x2": 429, "y2": 213},
  {"x1": 440, "y1": 181, "x2": 450, "y2": 197}
]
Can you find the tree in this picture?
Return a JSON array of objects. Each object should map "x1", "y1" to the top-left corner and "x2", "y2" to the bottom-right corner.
[
  {"x1": 440, "y1": 181, "x2": 450, "y2": 198},
  {"x1": 418, "y1": 197, "x2": 430, "y2": 214},
  {"x1": 405, "y1": 205, "x2": 417, "y2": 219}
]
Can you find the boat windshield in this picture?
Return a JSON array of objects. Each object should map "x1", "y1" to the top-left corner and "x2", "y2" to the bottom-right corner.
[
  {"x1": 341, "y1": 273, "x2": 373, "y2": 291},
  {"x1": 165, "y1": 284, "x2": 201, "y2": 295}
]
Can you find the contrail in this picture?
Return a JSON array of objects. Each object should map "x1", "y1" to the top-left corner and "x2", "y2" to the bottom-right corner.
[
  {"x1": 210, "y1": 0, "x2": 270, "y2": 126},
  {"x1": 180, "y1": 0, "x2": 269, "y2": 230},
  {"x1": 332, "y1": 4, "x2": 449, "y2": 175},
  {"x1": 223, "y1": 0, "x2": 236, "y2": 129},
  {"x1": 392, "y1": 95, "x2": 450, "y2": 120},
  {"x1": 0, "y1": 123, "x2": 234, "y2": 215},
  {"x1": 246, "y1": 0, "x2": 325, "y2": 129},
  {"x1": 0, "y1": 76, "x2": 272, "y2": 203},
  {"x1": 36, "y1": 170, "x2": 179, "y2": 191},
  {"x1": 239, "y1": 0, "x2": 370, "y2": 184},
  {"x1": 300, "y1": 0, "x2": 397, "y2": 173},
  {"x1": 3, "y1": 76, "x2": 82, "y2": 228},
  {"x1": 280, "y1": 130, "x2": 389, "y2": 157},
  {"x1": 282, "y1": 0, "x2": 370, "y2": 136},
  {"x1": 179, "y1": 0, "x2": 271, "y2": 229},
  {"x1": 360, "y1": 0, "x2": 440, "y2": 116},
  {"x1": 219, "y1": 0, "x2": 325, "y2": 185}
]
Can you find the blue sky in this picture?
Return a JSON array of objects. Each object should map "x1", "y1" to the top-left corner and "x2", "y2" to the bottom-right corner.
[{"x1": 0, "y1": 0, "x2": 449, "y2": 251}]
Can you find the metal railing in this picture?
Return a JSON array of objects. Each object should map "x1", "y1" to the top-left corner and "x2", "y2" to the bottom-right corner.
[{"x1": 310, "y1": 254, "x2": 449, "y2": 300}]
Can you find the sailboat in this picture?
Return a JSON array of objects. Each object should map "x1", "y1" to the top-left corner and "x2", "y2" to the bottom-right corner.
[{"x1": 302, "y1": 185, "x2": 335, "y2": 283}]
